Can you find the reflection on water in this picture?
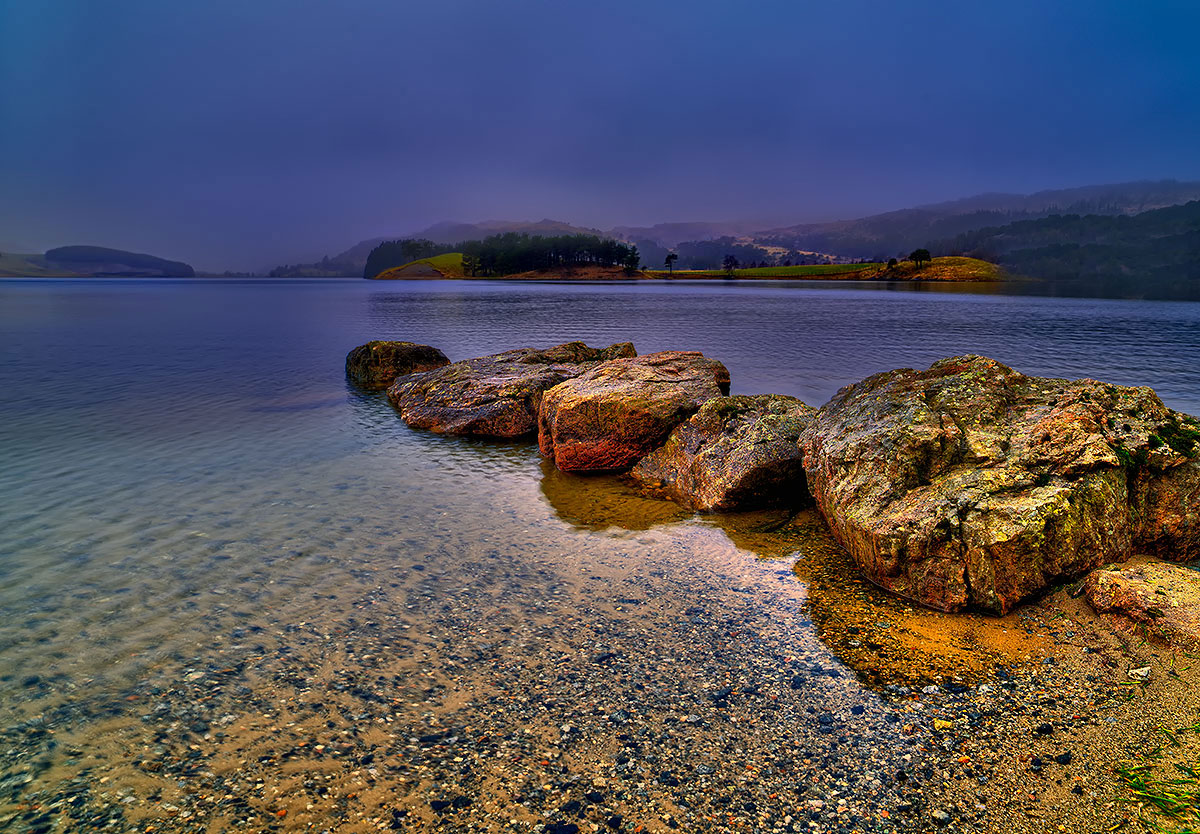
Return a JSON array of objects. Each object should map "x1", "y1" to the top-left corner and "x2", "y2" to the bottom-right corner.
[
  {"x1": 0, "y1": 278, "x2": 1198, "y2": 831},
  {"x1": 539, "y1": 460, "x2": 690, "y2": 532},
  {"x1": 535, "y1": 463, "x2": 1046, "y2": 688}
]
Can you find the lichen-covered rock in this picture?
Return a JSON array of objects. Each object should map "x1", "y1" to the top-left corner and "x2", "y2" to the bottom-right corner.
[
  {"x1": 631, "y1": 395, "x2": 815, "y2": 511},
  {"x1": 345, "y1": 340, "x2": 449, "y2": 388},
  {"x1": 801, "y1": 355, "x2": 1200, "y2": 614},
  {"x1": 387, "y1": 341, "x2": 635, "y2": 437},
  {"x1": 1086, "y1": 562, "x2": 1200, "y2": 648},
  {"x1": 538, "y1": 351, "x2": 731, "y2": 472}
]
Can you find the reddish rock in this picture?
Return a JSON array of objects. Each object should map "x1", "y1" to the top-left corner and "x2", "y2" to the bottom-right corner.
[
  {"x1": 1086, "y1": 561, "x2": 1200, "y2": 648},
  {"x1": 387, "y1": 341, "x2": 635, "y2": 437},
  {"x1": 538, "y1": 351, "x2": 730, "y2": 472},
  {"x1": 345, "y1": 340, "x2": 449, "y2": 389},
  {"x1": 631, "y1": 395, "x2": 814, "y2": 511},
  {"x1": 801, "y1": 355, "x2": 1200, "y2": 614}
]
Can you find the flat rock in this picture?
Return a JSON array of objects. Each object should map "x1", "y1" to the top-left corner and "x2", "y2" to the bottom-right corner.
[
  {"x1": 345, "y1": 340, "x2": 449, "y2": 388},
  {"x1": 1086, "y1": 561, "x2": 1200, "y2": 648},
  {"x1": 387, "y1": 341, "x2": 635, "y2": 437},
  {"x1": 631, "y1": 394, "x2": 815, "y2": 511},
  {"x1": 801, "y1": 355, "x2": 1200, "y2": 613},
  {"x1": 539, "y1": 351, "x2": 731, "y2": 472}
]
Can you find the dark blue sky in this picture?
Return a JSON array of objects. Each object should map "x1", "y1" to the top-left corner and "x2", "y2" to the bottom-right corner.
[{"x1": 2, "y1": 0, "x2": 1198, "y2": 269}]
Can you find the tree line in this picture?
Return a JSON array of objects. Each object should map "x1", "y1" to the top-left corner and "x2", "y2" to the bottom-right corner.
[
  {"x1": 364, "y1": 233, "x2": 640, "y2": 278},
  {"x1": 363, "y1": 239, "x2": 455, "y2": 279}
]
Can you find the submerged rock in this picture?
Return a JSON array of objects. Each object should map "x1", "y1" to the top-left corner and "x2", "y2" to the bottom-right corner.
[
  {"x1": 1085, "y1": 561, "x2": 1200, "y2": 648},
  {"x1": 801, "y1": 355, "x2": 1200, "y2": 613},
  {"x1": 345, "y1": 340, "x2": 450, "y2": 388},
  {"x1": 631, "y1": 394, "x2": 814, "y2": 511},
  {"x1": 538, "y1": 351, "x2": 731, "y2": 472},
  {"x1": 388, "y1": 341, "x2": 635, "y2": 437}
]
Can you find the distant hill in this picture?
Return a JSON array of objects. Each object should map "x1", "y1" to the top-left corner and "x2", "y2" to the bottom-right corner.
[
  {"x1": 0, "y1": 246, "x2": 195, "y2": 277},
  {"x1": 415, "y1": 218, "x2": 603, "y2": 245},
  {"x1": 609, "y1": 221, "x2": 762, "y2": 248},
  {"x1": 264, "y1": 180, "x2": 1200, "y2": 277},
  {"x1": 44, "y1": 246, "x2": 195, "y2": 277},
  {"x1": 934, "y1": 200, "x2": 1200, "y2": 296},
  {"x1": 755, "y1": 180, "x2": 1200, "y2": 261}
]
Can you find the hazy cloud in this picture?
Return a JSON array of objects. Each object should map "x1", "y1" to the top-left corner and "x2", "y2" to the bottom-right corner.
[{"x1": 1, "y1": 0, "x2": 1198, "y2": 269}]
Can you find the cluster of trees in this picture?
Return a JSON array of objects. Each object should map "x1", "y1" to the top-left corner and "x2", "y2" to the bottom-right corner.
[
  {"x1": 363, "y1": 233, "x2": 641, "y2": 278},
  {"x1": 363, "y1": 239, "x2": 455, "y2": 279},
  {"x1": 672, "y1": 237, "x2": 774, "y2": 270},
  {"x1": 460, "y1": 232, "x2": 639, "y2": 276},
  {"x1": 270, "y1": 254, "x2": 359, "y2": 278}
]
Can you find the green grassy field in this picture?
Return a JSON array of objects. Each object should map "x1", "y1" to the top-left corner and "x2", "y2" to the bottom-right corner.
[
  {"x1": 648, "y1": 257, "x2": 1005, "y2": 282},
  {"x1": 648, "y1": 263, "x2": 881, "y2": 278},
  {"x1": 375, "y1": 252, "x2": 466, "y2": 279},
  {"x1": 418, "y1": 252, "x2": 465, "y2": 277}
]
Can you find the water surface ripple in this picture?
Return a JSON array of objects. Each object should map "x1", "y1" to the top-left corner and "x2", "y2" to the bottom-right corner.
[{"x1": 1, "y1": 279, "x2": 1198, "y2": 832}]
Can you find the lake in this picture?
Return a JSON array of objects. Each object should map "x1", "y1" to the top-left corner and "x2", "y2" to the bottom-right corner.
[{"x1": 1, "y1": 278, "x2": 1199, "y2": 833}]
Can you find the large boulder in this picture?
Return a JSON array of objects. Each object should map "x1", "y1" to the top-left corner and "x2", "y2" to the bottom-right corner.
[
  {"x1": 538, "y1": 351, "x2": 731, "y2": 472},
  {"x1": 345, "y1": 340, "x2": 449, "y2": 388},
  {"x1": 801, "y1": 355, "x2": 1200, "y2": 614},
  {"x1": 631, "y1": 395, "x2": 815, "y2": 511},
  {"x1": 387, "y1": 341, "x2": 635, "y2": 437},
  {"x1": 1086, "y1": 562, "x2": 1200, "y2": 648}
]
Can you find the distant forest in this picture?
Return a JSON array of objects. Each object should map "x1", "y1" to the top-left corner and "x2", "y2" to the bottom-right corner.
[
  {"x1": 364, "y1": 233, "x2": 640, "y2": 278},
  {"x1": 362, "y1": 239, "x2": 455, "y2": 279},
  {"x1": 934, "y1": 200, "x2": 1200, "y2": 295}
]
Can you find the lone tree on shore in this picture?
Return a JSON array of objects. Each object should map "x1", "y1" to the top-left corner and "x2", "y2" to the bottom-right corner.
[
  {"x1": 665, "y1": 252, "x2": 678, "y2": 274},
  {"x1": 722, "y1": 254, "x2": 739, "y2": 276},
  {"x1": 908, "y1": 248, "x2": 932, "y2": 267},
  {"x1": 623, "y1": 245, "x2": 641, "y2": 274}
]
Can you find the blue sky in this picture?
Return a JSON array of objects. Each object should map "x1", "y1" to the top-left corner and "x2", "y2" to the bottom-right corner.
[{"x1": 1, "y1": 0, "x2": 1198, "y2": 269}]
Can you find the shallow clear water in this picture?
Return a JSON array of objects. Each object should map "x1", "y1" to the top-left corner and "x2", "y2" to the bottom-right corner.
[{"x1": 1, "y1": 278, "x2": 1198, "y2": 832}]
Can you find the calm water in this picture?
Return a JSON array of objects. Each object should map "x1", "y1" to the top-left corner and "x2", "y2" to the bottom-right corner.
[{"x1": 1, "y1": 278, "x2": 1199, "y2": 832}]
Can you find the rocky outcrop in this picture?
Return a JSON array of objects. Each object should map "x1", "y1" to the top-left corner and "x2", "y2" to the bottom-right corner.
[
  {"x1": 538, "y1": 351, "x2": 731, "y2": 472},
  {"x1": 345, "y1": 341, "x2": 449, "y2": 388},
  {"x1": 631, "y1": 395, "x2": 814, "y2": 511},
  {"x1": 801, "y1": 355, "x2": 1200, "y2": 614},
  {"x1": 1086, "y1": 562, "x2": 1200, "y2": 648},
  {"x1": 388, "y1": 341, "x2": 636, "y2": 437}
]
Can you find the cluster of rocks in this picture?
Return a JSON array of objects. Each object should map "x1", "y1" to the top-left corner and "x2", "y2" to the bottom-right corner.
[{"x1": 347, "y1": 340, "x2": 1200, "y2": 628}]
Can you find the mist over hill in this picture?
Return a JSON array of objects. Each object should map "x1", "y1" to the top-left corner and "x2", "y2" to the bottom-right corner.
[
  {"x1": 755, "y1": 180, "x2": 1200, "y2": 261},
  {"x1": 262, "y1": 180, "x2": 1200, "y2": 278},
  {"x1": 932, "y1": 200, "x2": 1200, "y2": 297}
]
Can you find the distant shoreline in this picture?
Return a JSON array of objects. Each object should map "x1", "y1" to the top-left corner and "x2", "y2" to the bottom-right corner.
[{"x1": 367, "y1": 256, "x2": 1006, "y2": 283}]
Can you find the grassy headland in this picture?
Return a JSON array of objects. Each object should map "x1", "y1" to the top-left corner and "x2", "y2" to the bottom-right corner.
[
  {"x1": 645, "y1": 256, "x2": 1004, "y2": 281},
  {"x1": 373, "y1": 252, "x2": 466, "y2": 279},
  {"x1": 856, "y1": 256, "x2": 1007, "y2": 281}
]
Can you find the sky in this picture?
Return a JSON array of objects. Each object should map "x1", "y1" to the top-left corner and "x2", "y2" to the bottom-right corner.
[{"x1": 1, "y1": 0, "x2": 1198, "y2": 271}]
